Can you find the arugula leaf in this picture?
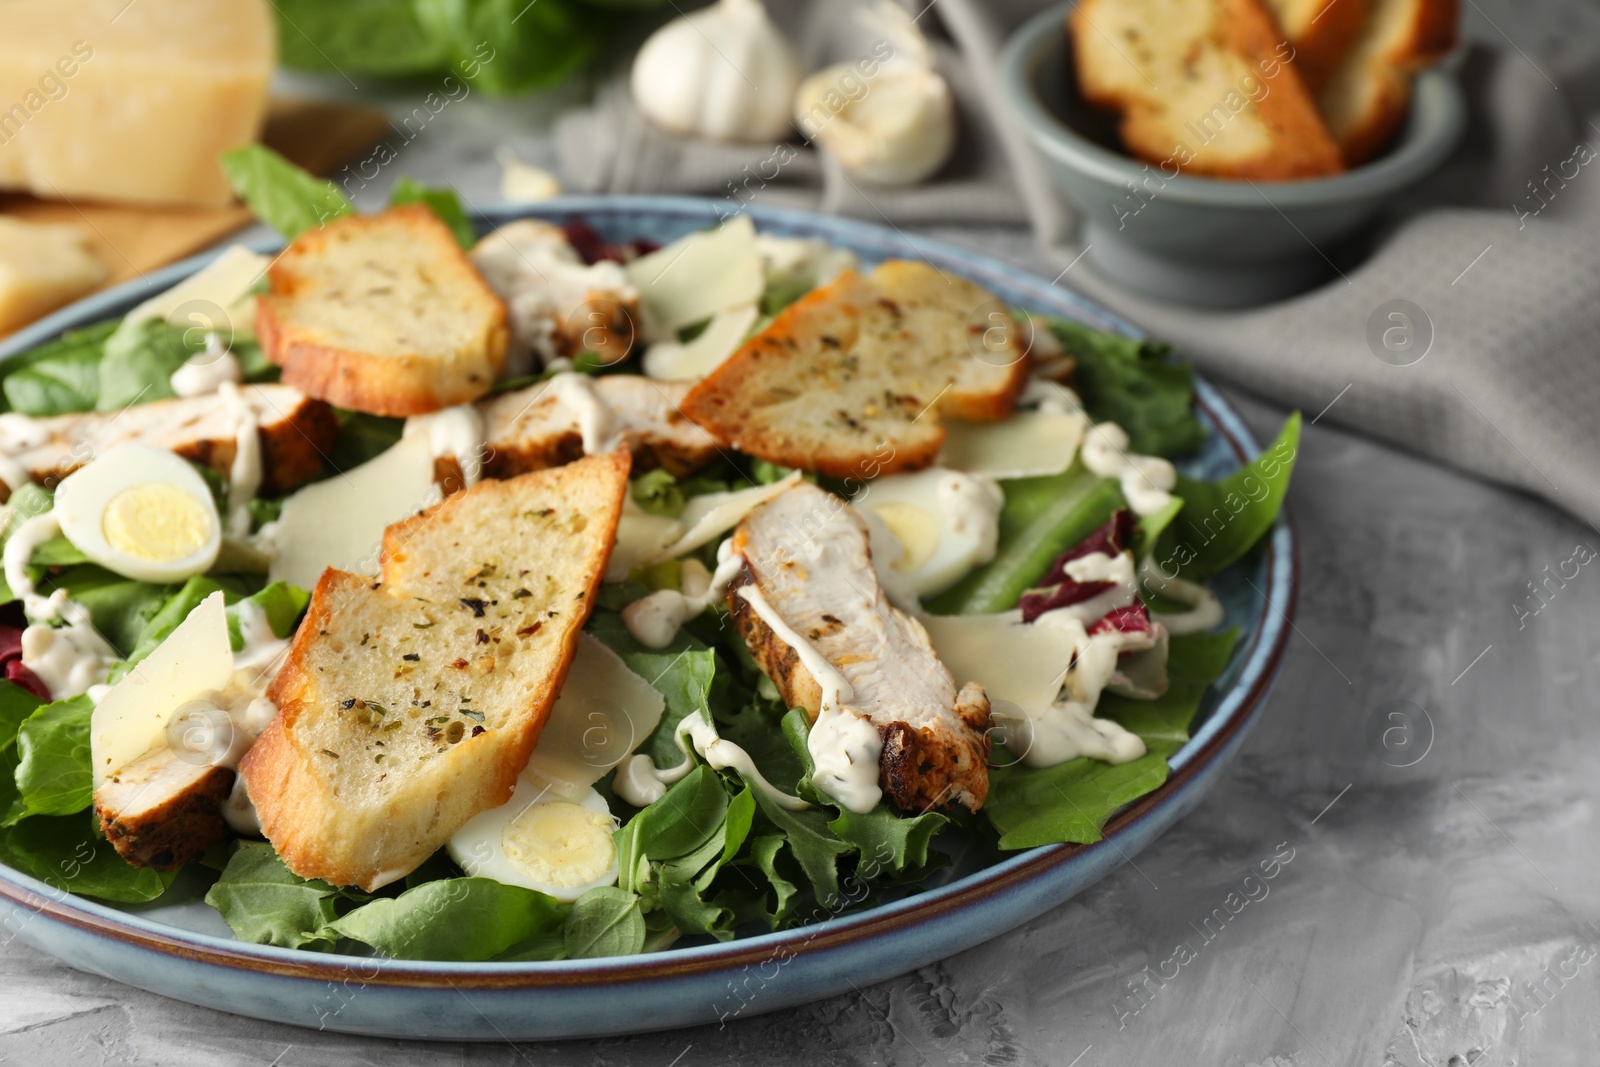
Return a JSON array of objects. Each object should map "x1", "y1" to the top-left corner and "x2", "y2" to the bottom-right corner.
[
  {"x1": 1047, "y1": 318, "x2": 1205, "y2": 457},
  {"x1": 230, "y1": 582, "x2": 311, "y2": 647},
  {"x1": 927, "y1": 465, "x2": 1124, "y2": 615},
  {"x1": 329, "y1": 409, "x2": 406, "y2": 472},
  {"x1": 389, "y1": 176, "x2": 475, "y2": 248},
  {"x1": 8, "y1": 696, "x2": 93, "y2": 824},
  {"x1": 745, "y1": 785, "x2": 852, "y2": 908},
  {"x1": 27, "y1": 536, "x2": 89, "y2": 568},
  {"x1": 219, "y1": 146, "x2": 354, "y2": 240},
  {"x1": 323, "y1": 878, "x2": 568, "y2": 961},
  {"x1": 43, "y1": 565, "x2": 185, "y2": 656},
  {"x1": 983, "y1": 630, "x2": 1241, "y2": 849},
  {"x1": 115, "y1": 576, "x2": 227, "y2": 675},
  {"x1": 737, "y1": 833, "x2": 799, "y2": 928},
  {"x1": 563, "y1": 886, "x2": 646, "y2": 959},
  {"x1": 0, "y1": 813, "x2": 173, "y2": 902},
  {"x1": 205, "y1": 842, "x2": 343, "y2": 949},
  {"x1": 617, "y1": 764, "x2": 728, "y2": 865},
  {"x1": 1155, "y1": 414, "x2": 1301, "y2": 580}
]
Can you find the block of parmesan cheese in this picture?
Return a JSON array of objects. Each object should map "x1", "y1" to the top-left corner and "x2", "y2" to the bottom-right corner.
[
  {"x1": 0, "y1": 0, "x2": 276, "y2": 206},
  {"x1": 0, "y1": 218, "x2": 106, "y2": 334}
]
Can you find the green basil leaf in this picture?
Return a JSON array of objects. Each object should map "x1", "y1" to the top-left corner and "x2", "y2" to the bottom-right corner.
[
  {"x1": 563, "y1": 885, "x2": 645, "y2": 959},
  {"x1": 1154, "y1": 414, "x2": 1301, "y2": 580},
  {"x1": 219, "y1": 145, "x2": 354, "y2": 240},
  {"x1": 414, "y1": 0, "x2": 599, "y2": 97},
  {"x1": 272, "y1": 0, "x2": 448, "y2": 74},
  {"x1": 323, "y1": 878, "x2": 567, "y2": 961},
  {"x1": 205, "y1": 841, "x2": 343, "y2": 949},
  {"x1": 8, "y1": 695, "x2": 93, "y2": 824}
]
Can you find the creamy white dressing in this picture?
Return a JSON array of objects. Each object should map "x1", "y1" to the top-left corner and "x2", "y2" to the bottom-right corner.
[
  {"x1": 991, "y1": 547, "x2": 1150, "y2": 768},
  {"x1": 546, "y1": 372, "x2": 619, "y2": 455},
  {"x1": 1078, "y1": 422, "x2": 1177, "y2": 516},
  {"x1": 404, "y1": 404, "x2": 487, "y2": 487},
  {"x1": 223, "y1": 776, "x2": 261, "y2": 834},
  {"x1": 20, "y1": 591, "x2": 119, "y2": 699},
  {"x1": 1139, "y1": 556, "x2": 1225, "y2": 635},
  {"x1": 621, "y1": 541, "x2": 744, "y2": 648},
  {"x1": 612, "y1": 709, "x2": 810, "y2": 810},
  {"x1": 735, "y1": 582, "x2": 884, "y2": 814},
  {"x1": 216, "y1": 383, "x2": 261, "y2": 539},
  {"x1": 937, "y1": 471, "x2": 1003, "y2": 565},
  {"x1": 169, "y1": 333, "x2": 242, "y2": 397},
  {"x1": 4, "y1": 510, "x2": 60, "y2": 614},
  {"x1": 753, "y1": 233, "x2": 858, "y2": 289},
  {"x1": 231, "y1": 599, "x2": 290, "y2": 677},
  {"x1": 1020, "y1": 377, "x2": 1084, "y2": 415}
]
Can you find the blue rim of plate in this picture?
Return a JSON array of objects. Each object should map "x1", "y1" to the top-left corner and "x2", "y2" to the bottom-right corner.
[{"x1": 0, "y1": 196, "x2": 1296, "y2": 990}]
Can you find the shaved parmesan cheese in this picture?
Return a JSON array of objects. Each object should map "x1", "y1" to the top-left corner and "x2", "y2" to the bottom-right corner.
[
  {"x1": 120, "y1": 244, "x2": 270, "y2": 337},
  {"x1": 938, "y1": 410, "x2": 1087, "y2": 480},
  {"x1": 919, "y1": 612, "x2": 1074, "y2": 717},
  {"x1": 91, "y1": 591, "x2": 232, "y2": 786},
  {"x1": 649, "y1": 471, "x2": 803, "y2": 563},
  {"x1": 642, "y1": 304, "x2": 759, "y2": 381},
  {"x1": 626, "y1": 216, "x2": 763, "y2": 339},
  {"x1": 524, "y1": 634, "x2": 665, "y2": 795},
  {"x1": 608, "y1": 495, "x2": 686, "y2": 581},
  {"x1": 268, "y1": 435, "x2": 438, "y2": 591}
]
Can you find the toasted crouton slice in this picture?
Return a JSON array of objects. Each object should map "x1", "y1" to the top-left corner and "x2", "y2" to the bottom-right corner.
[
  {"x1": 1318, "y1": 0, "x2": 1458, "y2": 164},
  {"x1": 0, "y1": 384, "x2": 336, "y2": 500},
  {"x1": 678, "y1": 261, "x2": 1027, "y2": 480},
  {"x1": 240, "y1": 451, "x2": 629, "y2": 891},
  {"x1": 1261, "y1": 0, "x2": 1369, "y2": 91},
  {"x1": 257, "y1": 205, "x2": 509, "y2": 417},
  {"x1": 1073, "y1": 0, "x2": 1344, "y2": 180}
]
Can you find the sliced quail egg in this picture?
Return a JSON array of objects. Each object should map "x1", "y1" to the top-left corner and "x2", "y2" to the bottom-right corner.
[
  {"x1": 55, "y1": 444, "x2": 221, "y2": 583},
  {"x1": 447, "y1": 780, "x2": 619, "y2": 901},
  {"x1": 852, "y1": 467, "x2": 1004, "y2": 597}
]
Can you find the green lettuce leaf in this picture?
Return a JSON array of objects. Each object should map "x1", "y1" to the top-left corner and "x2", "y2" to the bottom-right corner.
[
  {"x1": 323, "y1": 878, "x2": 568, "y2": 961},
  {"x1": 1047, "y1": 318, "x2": 1206, "y2": 457},
  {"x1": 1155, "y1": 414, "x2": 1301, "y2": 580},
  {"x1": 983, "y1": 630, "x2": 1240, "y2": 849},
  {"x1": 219, "y1": 145, "x2": 354, "y2": 240},
  {"x1": 563, "y1": 885, "x2": 646, "y2": 959},
  {"x1": 7, "y1": 696, "x2": 93, "y2": 824},
  {"x1": 388, "y1": 176, "x2": 475, "y2": 248},
  {"x1": 0, "y1": 813, "x2": 173, "y2": 902},
  {"x1": 205, "y1": 842, "x2": 343, "y2": 949}
]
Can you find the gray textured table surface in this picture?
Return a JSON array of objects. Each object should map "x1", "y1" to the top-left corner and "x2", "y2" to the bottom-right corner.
[{"x1": 5, "y1": 56, "x2": 1599, "y2": 1067}]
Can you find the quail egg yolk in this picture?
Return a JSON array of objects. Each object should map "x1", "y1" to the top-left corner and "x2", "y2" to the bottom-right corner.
[
  {"x1": 102, "y1": 483, "x2": 216, "y2": 562},
  {"x1": 864, "y1": 501, "x2": 939, "y2": 572},
  {"x1": 501, "y1": 801, "x2": 617, "y2": 890}
]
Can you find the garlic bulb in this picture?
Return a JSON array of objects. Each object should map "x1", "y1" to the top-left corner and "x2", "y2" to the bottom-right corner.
[
  {"x1": 793, "y1": 2, "x2": 957, "y2": 186},
  {"x1": 630, "y1": 0, "x2": 801, "y2": 143}
]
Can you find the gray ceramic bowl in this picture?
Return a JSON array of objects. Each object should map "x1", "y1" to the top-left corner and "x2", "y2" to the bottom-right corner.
[{"x1": 999, "y1": 3, "x2": 1467, "y2": 306}]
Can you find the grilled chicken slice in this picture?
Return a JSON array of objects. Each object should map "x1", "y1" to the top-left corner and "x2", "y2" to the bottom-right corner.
[
  {"x1": 94, "y1": 748, "x2": 234, "y2": 869},
  {"x1": 0, "y1": 384, "x2": 337, "y2": 499},
  {"x1": 469, "y1": 375, "x2": 724, "y2": 481},
  {"x1": 727, "y1": 482, "x2": 991, "y2": 812}
]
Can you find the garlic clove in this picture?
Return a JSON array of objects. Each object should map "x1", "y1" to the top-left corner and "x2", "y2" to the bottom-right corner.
[
  {"x1": 630, "y1": 0, "x2": 802, "y2": 145},
  {"x1": 794, "y1": 63, "x2": 957, "y2": 187}
]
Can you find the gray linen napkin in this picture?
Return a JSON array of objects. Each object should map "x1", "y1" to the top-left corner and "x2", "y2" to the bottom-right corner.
[{"x1": 559, "y1": 0, "x2": 1600, "y2": 527}]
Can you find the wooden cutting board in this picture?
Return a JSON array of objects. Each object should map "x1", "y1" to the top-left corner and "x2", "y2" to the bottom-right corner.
[{"x1": 0, "y1": 96, "x2": 389, "y2": 328}]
